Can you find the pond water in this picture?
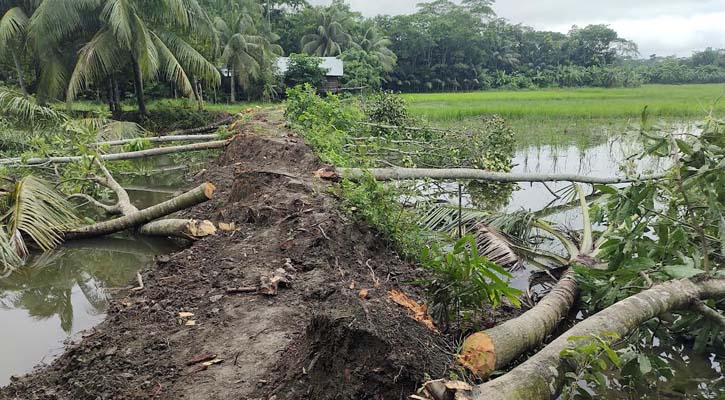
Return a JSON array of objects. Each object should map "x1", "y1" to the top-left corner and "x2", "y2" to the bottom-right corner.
[
  {"x1": 0, "y1": 158, "x2": 190, "y2": 386},
  {"x1": 503, "y1": 132, "x2": 725, "y2": 398},
  {"x1": 0, "y1": 237, "x2": 179, "y2": 386}
]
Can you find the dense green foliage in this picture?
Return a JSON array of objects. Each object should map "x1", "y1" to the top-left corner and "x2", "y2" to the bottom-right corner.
[{"x1": 2, "y1": 0, "x2": 723, "y2": 112}]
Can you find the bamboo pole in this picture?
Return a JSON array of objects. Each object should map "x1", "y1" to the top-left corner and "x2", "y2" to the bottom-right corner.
[{"x1": 337, "y1": 167, "x2": 667, "y2": 185}]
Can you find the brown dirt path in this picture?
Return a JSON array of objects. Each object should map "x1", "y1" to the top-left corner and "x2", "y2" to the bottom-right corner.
[{"x1": 0, "y1": 110, "x2": 454, "y2": 400}]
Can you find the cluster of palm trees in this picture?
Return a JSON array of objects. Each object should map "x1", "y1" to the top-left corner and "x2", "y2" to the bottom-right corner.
[
  {"x1": 0, "y1": 0, "x2": 399, "y2": 112},
  {"x1": 300, "y1": 7, "x2": 396, "y2": 72}
]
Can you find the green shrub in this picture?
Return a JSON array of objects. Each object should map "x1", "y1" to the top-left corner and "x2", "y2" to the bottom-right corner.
[
  {"x1": 285, "y1": 84, "x2": 361, "y2": 166},
  {"x1": 363, "y1": 91, "x2": 409, "y2": 132},
  {"x1": 421, "y1": 235, "x2": 522, "y2": 329}
]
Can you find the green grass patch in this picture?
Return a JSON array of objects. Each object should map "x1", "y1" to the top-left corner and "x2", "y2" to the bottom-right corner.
[{"x1": 403, "y1": 84, "x2": 725, "y2": 122}]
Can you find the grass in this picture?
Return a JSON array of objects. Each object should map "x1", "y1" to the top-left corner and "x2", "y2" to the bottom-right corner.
[
  {"x1": 404, "y1": 84, "x2": 725, "y2": 148},
  {"x1": 54, "y1": 98, "x2": 271, "y2": 116},
  {"x1": 403, "y1": 84, "x2": 725, "y2": 122}
]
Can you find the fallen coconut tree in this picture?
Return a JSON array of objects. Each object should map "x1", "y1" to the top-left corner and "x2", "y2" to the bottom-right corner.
[
  {"x1": 66, "y1": 159, "x2": 216, "y2": 240},
  {"x1": 337, "y1": 167, "x2": 667, "y2": 185},
  {"x1": 0, "y1": 140, "x2": 228, "y2": 166},
  {"x1": 95, "y1": 134, "x2": 219, "y2": 147},
  {"x1": 167, "y1": 115, "x2": 236, "y2": 135},
  {"x1": 439, "y1": 277, "x2": 725, "y2": 400}
]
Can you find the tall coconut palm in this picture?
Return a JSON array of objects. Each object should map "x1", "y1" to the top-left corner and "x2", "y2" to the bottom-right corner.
[
  {"x1": 215, "y1": 5, "x2": 283, "y2": 102},
  {"x1": 301, "y1": 8, "x2": 351, "y2": 57},
  {"x1": 0, "y1": 0, "x2": 40, "y2": 96},
  {"x1": 358, "y1": 27, "x2": 397, "y2": 72},
  {"x1": 29, "y1": 0, "x2": 221, "y2": 115}
]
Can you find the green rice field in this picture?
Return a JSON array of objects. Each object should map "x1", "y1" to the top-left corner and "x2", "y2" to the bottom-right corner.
[{"x1": 403, "y1": 84, "x2": 725, "y2": 122}]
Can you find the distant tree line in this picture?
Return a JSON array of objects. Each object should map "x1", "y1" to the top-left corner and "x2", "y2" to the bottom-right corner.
[{"x1": 0, "y1": 0, "x2": 723, "y2": 112}]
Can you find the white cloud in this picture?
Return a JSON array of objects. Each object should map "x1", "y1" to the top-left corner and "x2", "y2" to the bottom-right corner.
[{"x1": 308, "y1": 0, "x2": 725, "y2": 56}]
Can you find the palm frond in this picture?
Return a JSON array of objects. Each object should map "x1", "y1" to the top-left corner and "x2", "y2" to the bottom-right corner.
[
  {"x1": 157, "y1": 31, "x2": 221, "y2": 87},
  {"x1": 101, "y1": 0, "x2": 133, "y2": 49},
  {"x1": 0, "y1": 87, "x2": 65, "y2": 123},
  {"x1": 0, "y1": 6, "x2": 29, "y2": 50},
  {"x1": 0, "y1": 227, "x2": 22, "y2": 272},
  {"x1": 1, "y1": 176, "x2": 79, "y2": 258},
  {"x1": 66, "y1": 28, "x2": 124, "y2": 103},
  {"x1": 150, "y1": 31, "x2": 194, "y2": 96}
]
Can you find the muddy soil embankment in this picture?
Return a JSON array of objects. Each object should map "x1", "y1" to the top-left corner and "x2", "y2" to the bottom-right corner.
[{"x1": 0, "y1": 114, "x2": 457, "y2": 400}]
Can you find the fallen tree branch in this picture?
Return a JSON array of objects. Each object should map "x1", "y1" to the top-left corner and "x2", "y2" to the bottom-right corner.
[
  {"x1": 0, "y1": 141, "x2": 228, "y2": 166},
  {"x1": 459, "y1": 269, "x2": 579, "y2": 377},
  {"x1": 691, "y1": 301, "x2": 725, "y2": 328},
  {"x1": 337, "y1": 167, "x2": 667, "y2": 185},
  {"x1": 452, "y1": 278, "x2": 725, "y2": 400},
  {"x1": 65, "y1": 183, "x2": 216, "y2": 240},
  {"x1": 95, "y1": 134, "x2": 219, "y2": 147},
  {"x1": 168, "y1": 115, "x2": 235, "y2": 135}
]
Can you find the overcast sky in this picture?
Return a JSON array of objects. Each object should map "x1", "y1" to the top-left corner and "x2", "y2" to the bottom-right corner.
[{"x1": 308, "y1": 0, "x2": 725, "y2": 57}]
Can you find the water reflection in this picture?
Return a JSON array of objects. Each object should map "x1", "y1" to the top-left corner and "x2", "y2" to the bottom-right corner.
[{"x1": 0, "y1": 237, "x2": 177, "y2": 385}]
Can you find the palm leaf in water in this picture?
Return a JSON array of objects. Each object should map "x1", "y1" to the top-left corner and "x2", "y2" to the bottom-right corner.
[
  {"x1": 1, "y1": 176, "x2": 79, "y2": 260},
  {"x1": 418, "y1": 204, "x2": 568, "y2": 270}
]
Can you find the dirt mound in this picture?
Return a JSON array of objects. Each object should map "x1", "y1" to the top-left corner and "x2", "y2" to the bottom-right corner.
[{"x1": 0, "y1": 114, "x2": 455, "y2": 399}]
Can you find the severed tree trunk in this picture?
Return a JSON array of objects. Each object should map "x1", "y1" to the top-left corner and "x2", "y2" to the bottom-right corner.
[
  {"x1": 0, "y1": 141, "x2": 228, "y2": 166},
  {"x1": 66, "y1": 183, "x2": 216, "y2": 240},
  {"x1": 459, "y1": 269, "x2": 579, "y2": 378},
  {"x1": 337, "y1": 168, "x2": 666, "y2": 185},
  {"x1": 451, "y1": 278, "x2": 725, "y2": 400},
  {"x1": 139, "y1": 219, "x2": 217, "y2": 239}
]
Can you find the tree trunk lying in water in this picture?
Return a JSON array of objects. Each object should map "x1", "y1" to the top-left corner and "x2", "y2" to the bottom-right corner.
[
  {"x1": 66, "y1": 183, "x2": 216, "y2": 240},
  {"x1": 459, "y1": 269, "x2": 579, "y2": 378},
  {"x1": 66, "y1": 159, "x2": 217, "y2": 240},
  {"x1": 0, "y1": 141, "x2": 227, "y2": 166},
  {"x1": 337, "y1": 167, "x2": 666, "y2": 185},
  {"x1": 443, "y1": 278, "x2": 725, "y2": 400}
]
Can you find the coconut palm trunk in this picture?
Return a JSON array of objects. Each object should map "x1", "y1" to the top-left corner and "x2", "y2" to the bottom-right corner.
[
  {"x1": 230, "y1": 67, "x2": 235, "y2": 103},
  {"x1": 11, "y1": 49, "x2": 28, "y2": 97},
  {"x1": 131, "y1": 57, "x2": 147, "y2": 116}
]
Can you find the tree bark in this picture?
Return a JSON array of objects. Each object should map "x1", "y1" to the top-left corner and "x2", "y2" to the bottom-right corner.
[
  {"x1": 337, "y1": 167, "x2": 666, "y2": 185},
  {"x1": 167, "y1": 115, "x2": 235, "y2": 136},
  {"x1": 11, "y1": 49, "x2": 28, "y2": 98},
  {"x1": 95, "y1": 134, "x2": 219, "y2": 147},
  {"x1": 459, "y1": 269, "x2": 579, "y2": 378},
  {"x1": 230, "y1": 67, "x2": 235, "y2": 103},
  {"x1": 0, "y1": 140, "x2": 228, "y2": 166},
  {"x1": 132, "y1": 57, "x2": 147, "y2": 116},
  {"x1": 139, "y1": 219, "x2": 217, "y2": 239},
  {"x1": 65, "y1": 183, "x2": 216, "y2": 240},
  {"x1": 454, "y1": 278, "x2": 725, "y2": 400}
]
